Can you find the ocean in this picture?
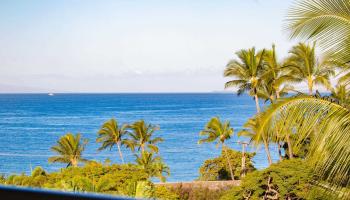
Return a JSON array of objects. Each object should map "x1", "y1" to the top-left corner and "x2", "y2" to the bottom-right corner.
[{"x1": 0, "y1": 93, "x2": 278, "y2": 182}]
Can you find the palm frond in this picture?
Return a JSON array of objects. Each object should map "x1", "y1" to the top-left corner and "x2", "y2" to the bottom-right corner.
[
  {"x1": 285, "y1": 0, "x2": 350, "y2": 63},
  {"x1": 255, "y1": 95, "x2": 350, "y2": 194}
]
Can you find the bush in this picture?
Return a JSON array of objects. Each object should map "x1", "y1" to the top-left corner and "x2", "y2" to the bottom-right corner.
[
  {"x1": 154, "y1": 185, "x2": 180, "y2": 200},
  {"x1": 172, "y1": 185, "x2": 225, "y2": 200},
  {"x1": 199, "y1": 147, "x2": 255, "y2": 180},
  {"x1": 220, "y1": 159, "x2": 315, "y2": 200},
  {"x1": 135, "y1": 181, "x2": 155, "y2": 198},
  {"x1": 2, "y1": 162, "x2": 149, "y2": 197}
]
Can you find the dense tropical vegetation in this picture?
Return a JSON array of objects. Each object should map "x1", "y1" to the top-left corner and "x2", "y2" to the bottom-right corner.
[{"x1": 198, "y1": 147, "x2": 255, "y2": 181}]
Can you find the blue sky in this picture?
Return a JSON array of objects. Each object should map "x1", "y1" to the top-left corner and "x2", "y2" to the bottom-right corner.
[{"x1": 0, "y1": 0, "x2": 299, "y2": 93}]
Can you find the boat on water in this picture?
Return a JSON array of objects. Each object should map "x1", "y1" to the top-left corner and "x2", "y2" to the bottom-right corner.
[{"x1": 48, "y1": 93, "x2": 54, "y2": 96}]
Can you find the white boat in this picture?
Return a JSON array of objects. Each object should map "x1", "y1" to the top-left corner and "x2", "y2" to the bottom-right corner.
[{"x1": 48, "y1": 93, "x2": 54, "y2": 96}]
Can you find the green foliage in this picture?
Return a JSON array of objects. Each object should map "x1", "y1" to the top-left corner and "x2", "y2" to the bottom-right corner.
[
  {"x1": 96, "y1": 118, "x2": 128, "y2": 164},
  {"x1": 286, "y1": 0, "x2": 350, "y2": 64},
  {"x1": 198, "y1": 117, "x2": 234, "y2": 146},
  {"x1": 3, "y1": 162, "x2": 149, "y2": 197},
  {"x1": 331, "y1": 84, "x2": 350, "y2": 106},
  {"x1": 154, "y1": 186, "x2": 180, "y2": 200},
  {"x1": 259, "y1": 44, "x2": 297, "y2": 102},
  {"x1": 306, "y1": 186, "x2": 342, "y2": 200},
  {"x1": 135, "y1": 151, "x2": 170, "y2": 182},
  {"x1": 220, "y1": 159, "x2": 315, "y2": 200},
  {"x1": 135, "y1": 181, "x2": 154, "y2": 198},
  {"x1": 126, "y1": 120, "x2": 163, "y2": 153},
  {"x1": 170, "y1": 185, "x2": 226, "y2": 200},
  {"x1": 198, "y1": 148, "x2": 255, "y2": 181},
  {"x1": 48, "y1": 133, "x2": 89, "y2": 167},
  {"x1": 224, "y1": 47, "x2": 265, "y2": 97},
  {"x1": 0, "y1": 175, "x2": 5, "y2": 184},
  {"x1": 2, "y1": 119, "x2": 170, "y2": 198},
  {"x1": 255, "y1": 95, "x2": 350, "y2": 194},
  {"x1": 31, "y1": 166, "x2": 46, "y2": 177},
  {"x1": 285, "y1": 42, "x2": 334, "y2": 94},
  {"x1": 198, "y1": 117, "x2": 236, "y2": 180}
]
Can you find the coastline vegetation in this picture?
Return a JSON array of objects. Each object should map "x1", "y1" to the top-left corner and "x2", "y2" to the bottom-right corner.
[{"x1": 1, "y1": 0, "x2": 350, "y2": 199}]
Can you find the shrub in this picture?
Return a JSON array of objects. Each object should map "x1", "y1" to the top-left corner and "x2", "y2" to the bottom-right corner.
[
  {"x1": 2, "y1": 162, "x2": 149, "y2": 197},
  {"x1": 135, "y1": 181, "x2": 155, "y2": 198},
  {"x1": 199, "y1": 147, "x2": 255, "y2": 180},
  {"x1": 172, "y1": 185, "x2": 226, "y2": 200},
  {"x1": 220, "y1": 159, "x2": 315, "y2": 200},
  {"x1": 154, "y1": 185, "x2": 180, "y2": 200}
]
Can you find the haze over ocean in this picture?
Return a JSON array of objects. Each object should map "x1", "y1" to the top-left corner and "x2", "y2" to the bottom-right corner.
[{"x1": 0, "y1": 93, "x2": 279, "y2": 182}]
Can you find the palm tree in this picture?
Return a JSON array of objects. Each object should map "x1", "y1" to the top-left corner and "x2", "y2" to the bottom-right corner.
[
  {"x1": 331, "y1": 84, "x2": 350, "y2": 106},
  {"x1": 126, "y1": 120, "x2": 163, "y2": 154},
  {"x1": 224, "y1": 48, "x2": 276, "y2": 165},
  {"x1": 261, "y1": 44, "x2": 298, "y2": 100},
  {"x1": 96, "y1": 118, "x2": 128, "y2": 164},
  {"x1": 255, "y1": 95, "x2": 350, "y2": 197},
  {"x1": 224, "y1": 47, "x2": 265, "y2": 112},
  {"x1": 62, "y1": 176, "x2": 114, "y2": 193},
  {"x1": 258, "y1": 45, "x2": 301, "y2": 161},
  {"x1": 286, "y1": 0, "x2": 350, "y2": 64},
  {"x1": 198, "y1": 117, "x2": 235, "y2": 180},
  {"x1": 238, "y1": 117, "x2": 274, "y2": 165},
  {"x1": 285, "y1": 42, "x2": 335, "y2": 95},
  {"x1": 135, "y1": 151, "x2": 170, "y2": 182},
  {"x1": 48, "y1": 133, "x2": 89, "y2": 167}
]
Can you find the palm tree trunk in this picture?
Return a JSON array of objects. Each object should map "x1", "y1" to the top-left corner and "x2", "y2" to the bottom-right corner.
[
  {"x1": 241, "y1": 143, "x2": 247, "y2": 178},
  {"x1": 71, "y1": 159, "x2": 78, "y2": 167},
  {"x1": 223, "y1": 144, "x2": 235, "y2": 180},
  {"x1": 275, "y1": 91, "x2": 283, "y2": 161},
  {"x1": 308, "y1": 77, "x2": 313, "y2": 95},
  {"x1": 254, "y1": 94, "x2": 272, "y2": 165},
  {"x1": 254, "y1": 94, "x2": 261, "y2": 113},
  {"x1": 117, "y1": 142, "x2": 125, "y2": 164},
  {"x1": 286, "y1": 134, "x2": 294, "y2": 159},
  {"x1": 276, "y1": 90, "x2": 280, "y2": 100},
  {"x1": 263, "y1": 139, "x2": 273, "y2": 165},
  {"x1": 277, "y1": 142, "x2": 283, "y2": 161}
]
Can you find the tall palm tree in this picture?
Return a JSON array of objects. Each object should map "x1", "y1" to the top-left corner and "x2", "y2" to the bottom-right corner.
[
  {"x1": 198, "y1": 117, "x2": 235, "y2": 180},
  {"x1": 48, "y1": 133, "x2": 89, "y2": 167},
  {"x1": 224, "y1": 47, "x2": 265, "y2": 112},
  {"x1": 255, "y1": 45, "x2": 300, "y2": 161},
  {"x1": 126, "y1": 120, "x2": 164, "y2": 154},
  {"x1": 285, "y1": 42, "x2": 334, "y2": 95},
  {"x1": 96, "y1": 118, "x2": 128, "y2": 164},
  {"x1": 255, "y1": 95, "x2": 350, "y2": 197},
  {"x1": 224, "y1": 48, "x2": 275, "y2": 165},
  {"x1": 286, "y1": 0, "x2": 350, "y2": 64}
]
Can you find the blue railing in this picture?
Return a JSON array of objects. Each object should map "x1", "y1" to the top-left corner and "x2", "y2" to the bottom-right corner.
[{"x1": 0, "y1": 185, "x2": 135, "y2": 200}]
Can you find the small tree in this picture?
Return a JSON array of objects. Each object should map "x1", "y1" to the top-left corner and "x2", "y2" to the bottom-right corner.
[
  {"x1": 198, "y1": 117, "x2": 235, "y2": 180},
  {"x1": 48, "y1": 133, "x2": 89, "y2": 167},
  {"x1": 96, "y1": 118, "x2": 128, "y2": 164},
  {"x1": 126, "y1": 120, "x2": 163, "y2": 153},
  {"x1": 135, "y1": 151, "x2": 170, "y2": 182}
]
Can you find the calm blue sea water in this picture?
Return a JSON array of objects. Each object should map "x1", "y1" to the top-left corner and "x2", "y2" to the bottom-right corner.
[{"x1": 0, "y1": 93, "x2": 279, "y2": 182}]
